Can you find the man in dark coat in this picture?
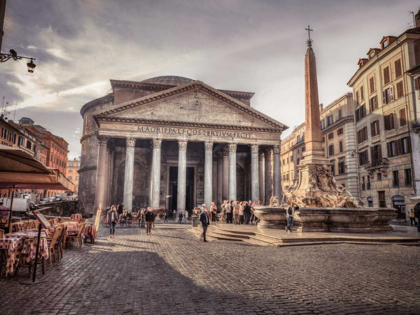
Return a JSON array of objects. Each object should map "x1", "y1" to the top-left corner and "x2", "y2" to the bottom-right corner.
[
  {"x1": 117, "y1": 203, "x2": 123, "y2": 216},
  {"x1": 243, "y1": 202, "x2": 251, "y2": 224},
  {"x1": 199, "y1": 208, "x2": 210, "y2": 242}
]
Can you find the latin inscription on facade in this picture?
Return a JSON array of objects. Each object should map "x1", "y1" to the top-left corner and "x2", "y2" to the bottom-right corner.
[{"x1": 137, "y1": 126, "x2": 251, "y2": 139}]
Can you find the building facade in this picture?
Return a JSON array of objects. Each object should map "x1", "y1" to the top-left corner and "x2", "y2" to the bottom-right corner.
[
  {"x1": 281, "y1": 93, "x2": 358, "y2": 199},
  {"x1": 79, "y1": 76, "x2": 288, "y2": 214},
  {"x1": 347, "y1": 21, "x2": 420, "y2": 219},
  {"x1": 66, "y1": 157, "x2": 81, "y2": 194}
]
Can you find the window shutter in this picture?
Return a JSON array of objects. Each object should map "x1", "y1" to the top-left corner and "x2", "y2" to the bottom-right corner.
[
  {"x1": 374, "y1": 96, "x2": 378, "y2": 109},
  {"x1": 378, "y1": 144, "x2": 382, "y2": 160},
  {"x1": 384, "y1": 115, "x2": 390, "y2": 130},
  {"x1": 370, "y1": 147, "x2": 375, "y2": 166},
  {"x1": 397, "y1": 81, "x2": 403, "y2": 99},
  {"x1": 395, "y1": 59, "x2": 402, "y2": 78},
  {"x1": 395, "y1": 140, "x2": 401, "y2": 156},
  {"x1": 361, "y1": 86, "x2": 364, "y2": 100},
  {"x1": 399, "y1": 108, "x2": 407, "y2": 126},
  {"x1": 415, "y1": 77, "x2": 420, "y2": 90},
  {"x1": 370, "y1": 77, "x2": 374, "y2": 93},
  {"x1": 371, "y1": 122, "x2": 374, "y2": 136},
  {"x1": 407, "y1": 136, "x2": 412, "y2": 153},
  {"x1": 387, "y1": 142, "x2": 391, "y2": 157},
  {"x1": 355, "y1": 109, "x2": 360, "y2": 122},
  {"x1": 382, "y1": 90, "x2": 386, "y2": 104},
  {"x1": 390, "y1": 86, "x2": 394, "y2": 101}
]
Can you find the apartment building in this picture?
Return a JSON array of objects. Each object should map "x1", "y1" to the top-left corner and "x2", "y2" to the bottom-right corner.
[
  {"x1": 347, "y1": 18, "x2": 420, "y2": 219},
  {"x1": 66, "y1": 157, "x2": 81, "y2": 194}
]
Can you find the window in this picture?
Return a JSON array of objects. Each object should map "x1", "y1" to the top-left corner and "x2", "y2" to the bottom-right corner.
[
  {"x1": 378, "y1": 191, "x2": 386, "y2": 207},
  {"x1": 76, "y1": 176, "x2": 79, "y2": 180},
  {"x1": 68, "y1": 170, "x2": 73, "y2": 173},
  {"x1": 361, "y1": 177, "x2": 366, "y2": 191},
  {"x1": 296, "y1": 158, "x2": 300, "y2": 165},
  {"x1": 399, "y1": 108, "x2": 407, "y2": 127},
  {"x1": 377, "y1": 173, "x2": 382, "y2": 181},
  {"x1": 286, "y1": 157, "x2": 289, "y2": 163},
  {"x1": 367, "y1": 197, "x2": 374, "y2": 208},
  {"x1": 370, "y1": 144, "x2": 382, "y2": 167},
  {"x1": 338, "y1": 109, "x2": 342, "y2": 119},
  {"x1": 355, "y1": 105, "x2": 366, "y2": 122},
  {"x1": 337, "y1": 128, "x2": 343, "y2": 136},
  {"x1": 297, "y1": 135, "x2": 301, "y2": 142},
  {"x1": 369, "y1": 76, "x2": 375, "y2": 93},
  {"x1": 357, "y1": 127, "x2": 368, "y2": 144},
  {"x1": 393, "y1": 170, "x2": 399, "y2": 187},
  {"x1": 302, "y1": 146, "x2": 305, "y2": 152},
  {"x1": 396, "y1": 81, "x2": 404, "y2": 99},
  {"x1": 327, "y1": 115, "x2": 333, "y2": 126},
  {"x1": 33, "y1": 145, "x2": 36, "y2": 152},
  {"x1": 401, "y1": 137, "x2": 411, "y2": 154},
  {"x1": 359, "y1": 150, "x2": 369, "y2": 166},
  {"x1": 328, "y1": 144, "x2": 334, "y2": 156},
  {"x1": 387, "y1": 141, "x2": 397, "y2": 157},
  {"x1": 69, "y1": 163, "x2": 73, "y2": 166},
  {"x1": 328, "y1": 132, "x2": 334, "y2": 140},
  {"x1": 384, "y1": 113, "x2": 395, "y2": 130},
  {"x1": 369, "y1": 96, "x2": 378, "y2": 111},
  {"x1": 395, "y1": 59, "x2": 402, "y2": 78},
  {"x1": 383, "y1": 66, "x2": 390, "y2": 85},
  {"x1": 405, "y1": 169, "x2": 412, "y2": 186},
  {"x1": 68, "y1": 176, "x2": 72, "y2": 181},
  {"x1": 371, "y1": 120, "x2": 380, "y2": 136},
  {"x1": 383, "y1": 87, "x2": 394, "y2": 104},
  {"x1": 338, "y1": 158, "x2": 345, "y2": 174},
  {"x1": 330, "y1": 160, "x2": 335, "y2": 175},
  {"x1": 321, "y1": 120, "x2": 325, "y2": 129},
  {"x1": 339, "y1": 141, "x2": 343, "y2": 153},
  {"x1": 360, "y1": 86, "x2": 364, "y2": 101},
  {"x1": 26, "y1": 141, "x2": 31, "y2": 150},
  {"x1": 367, "y1": 175, "x2": 371, "y2": 190},
  {"x1": 282, "y1": 159, "x2": 285, "y2": 165}
]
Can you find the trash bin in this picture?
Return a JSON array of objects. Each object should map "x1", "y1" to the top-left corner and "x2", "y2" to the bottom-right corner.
[{"x1": 192, "y1": 215, "x2": 199, "y2": 227}]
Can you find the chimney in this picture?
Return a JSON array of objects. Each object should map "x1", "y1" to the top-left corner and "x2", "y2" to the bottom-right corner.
[
  {"x1": 416, "y1": 10, "x2": 420, "y2": 28},
  {"x1": 319, "y1": 103, "x2": 323, "y2": 112}
]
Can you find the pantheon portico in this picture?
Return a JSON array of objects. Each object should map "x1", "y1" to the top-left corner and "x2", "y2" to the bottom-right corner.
[{"x1": 78, "y1": 76, "x2": 288, "y2": 214}]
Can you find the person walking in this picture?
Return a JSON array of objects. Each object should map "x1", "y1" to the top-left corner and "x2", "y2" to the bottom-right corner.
[
  {"x1": 199, "y1": 207, "x2": 210, "y2": 242},
  {"x1": 286, "y1": 206, "x2": 296, "y2": 233},
  {"x1": 244, "y1": 202, "x2": 251, "y2": 224},
  {"x1": 233, "y1": 202, "x2": 240, "y2": 225},
  {"x1": 178, "y1": 211, "x2": 184, "y2": 224},
  {"x1": 145, "y1": 207, "x2": 154, "y2": 235},
  {"x1": 107, "y1": 205, "x2": 119, "y2": 239},
  {"x1": 414, "y1": 202, "x2": 420, "y2": 232}
]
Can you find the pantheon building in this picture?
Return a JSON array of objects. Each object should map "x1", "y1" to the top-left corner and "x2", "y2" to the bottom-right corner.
[{"x1": 79, "y1": 76, "x2": 288, "y2": 214}]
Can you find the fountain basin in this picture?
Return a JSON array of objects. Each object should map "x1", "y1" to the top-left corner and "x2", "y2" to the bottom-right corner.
[{"x1": 253, "y1": 206, "x2": 286, "y2": 228}]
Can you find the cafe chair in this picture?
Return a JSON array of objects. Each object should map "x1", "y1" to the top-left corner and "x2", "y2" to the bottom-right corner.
[
  {"x1": 47, "y1": 226, "x2": 63, "y2": 265},
  {"x1": 66, "y1": 223, "x2": 85, "y2": 248}
]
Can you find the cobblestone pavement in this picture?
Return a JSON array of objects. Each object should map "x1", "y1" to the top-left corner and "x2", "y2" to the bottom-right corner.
[{"x1": 1, "y1": 225, "x2": 420, "y2": 315}]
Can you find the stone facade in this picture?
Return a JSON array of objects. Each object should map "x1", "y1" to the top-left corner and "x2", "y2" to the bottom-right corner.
[
  {"x1": 79, "y1": 76, "x2": 288, "y2": 214},
  {"x1": 348, "y1": 25, "x2": 420, "y2": 219}
]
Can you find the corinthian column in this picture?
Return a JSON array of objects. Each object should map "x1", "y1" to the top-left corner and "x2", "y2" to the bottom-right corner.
[
  {"x1": 273, "y1": 144, "x2": 281, "y2": 199},
  {"x1": 204, "y1": 141, "x2": 213, "y2": 207},
  {"x1": 265, "y1": 148, "x2": 273, "y2": 204},
  {"x1": 123, "y1": 137, "x2": 136, "y2": 212},
  {"x1": 217, "y1": 153, "x2": 223, "y2": 207},
  {"x1": 228, "y1": 143, "x2": 237, "y2": 201},
  {"x1": 95, "y1": 135, "x2": 109, "y2": 210},
  {"x1": 151, "y1": 139, "x2": 162, "y2": 209},
  {"x1": 259, "y1": 151, "x2": 265, "y2": 203},
  {"x1": 222, "y1": 146, "x2": 229, "y2": 201},
  {"x1": 177, "y1": 140, "x2": 187, "y2": 212},
  {"x1": 250, "y1": 144, "x2": 259, "y2": 203}
]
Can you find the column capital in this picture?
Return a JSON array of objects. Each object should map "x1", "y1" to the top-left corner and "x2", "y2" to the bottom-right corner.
[
  {"x1": 250, "y1": 144, "x2": 259, "y2": 154},
  {"x1": 97, "y1": 135, "x2": 109, "y2": 146},
  {"x1": 273, "y1": 144, "x2": 280, "y2": 154},
  {"x1": 204, "y1": 141, "x2": 213, "y2": 151},
  {"x1": 178, "y1": 140, "x2": 188, "y2": 151},
  {"x1": 126, "y1": 137, "x2": 136, "y2": 147},
  {"x1": 259, "y1": 151, "x2": 265, "y2": 161},
  {"x1": 228, "y1": 143, "x2": 237, "y2": 152},
  {"x1": 152, "y1": 139, "x2": 162, "y2": 149},
  {"x1": 265, "y1": 147, "x2": 273, "y2": 155},
  {"x1": 222, "y1": 146, "x2": 229, "y2": 156}
]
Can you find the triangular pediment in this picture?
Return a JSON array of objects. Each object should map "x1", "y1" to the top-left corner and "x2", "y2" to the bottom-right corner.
[{"x1": 94, "y1": 81, "x2": 288, "y2": 132}]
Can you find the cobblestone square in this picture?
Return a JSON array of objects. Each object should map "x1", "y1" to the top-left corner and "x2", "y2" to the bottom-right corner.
[{"x1": 0, "y1": 225, "x2": 419, "y2": 315}]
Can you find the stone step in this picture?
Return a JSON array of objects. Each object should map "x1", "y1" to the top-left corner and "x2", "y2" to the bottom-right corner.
[{"x1": 242, "y1": 238, "x2": 273, "y2": 246}]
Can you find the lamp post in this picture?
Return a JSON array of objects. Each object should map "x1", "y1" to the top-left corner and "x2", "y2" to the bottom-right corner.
[{"x1": 1, "y1": 49, "x2": 36, "y2": 73}]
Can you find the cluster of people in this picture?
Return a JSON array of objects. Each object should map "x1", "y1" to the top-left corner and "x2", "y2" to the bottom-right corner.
[{"x1": 221, "y1": 200, "x2": 259, "y2": 225}]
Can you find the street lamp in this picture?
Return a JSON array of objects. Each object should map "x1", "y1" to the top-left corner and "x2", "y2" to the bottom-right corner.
[{"x1": 1, "y1": 49, "x2": 36, "y2": 73}]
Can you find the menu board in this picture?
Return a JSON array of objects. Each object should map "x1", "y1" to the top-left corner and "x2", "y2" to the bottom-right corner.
[{"x1": 33, "y1": 210, "x2": 51, "y2": 229}]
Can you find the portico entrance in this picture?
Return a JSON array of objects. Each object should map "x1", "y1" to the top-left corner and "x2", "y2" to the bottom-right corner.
[{"x1": 168, "y1": 166, "x2": 195, "y2": 212}]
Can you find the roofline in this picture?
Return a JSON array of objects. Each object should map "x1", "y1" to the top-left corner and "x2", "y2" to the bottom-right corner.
[
  {"x1": 80, "y1": 93, "x2": 114, "y2": 117},
  {"x1": 320, "y1": 92, "x2": 353, "y2": 114}
]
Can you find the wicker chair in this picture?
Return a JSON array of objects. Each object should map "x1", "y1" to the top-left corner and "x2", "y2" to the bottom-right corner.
[
  {"x1": 66, "y1": 223, "x2": 85, "y2": 248},
  {"x1": 47, "y1": 226, "x2": 63, "y2": 265},
  {"x1": 57, "y1": 224, "x2": 67, "y2": 260}
]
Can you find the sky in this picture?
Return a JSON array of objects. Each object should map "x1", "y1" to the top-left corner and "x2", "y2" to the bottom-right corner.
[{"x1": 1, "y1": 0, "x2": 419, "y2": 159}]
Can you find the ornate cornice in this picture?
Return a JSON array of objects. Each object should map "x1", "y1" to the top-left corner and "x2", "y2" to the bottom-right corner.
[
  {"x1": 78, "y1": 165, "x2": 97, "y2": 173},
  {"x1": 94, "y1": 81, "x2": 288, "y2": 131},
  {"x1": 204, "y1": 141, "x2": 213, "y2": 151},
  {"x1": 80, "y1": 94, "x2": 114, "y2": 117},
  {"x1": 80, "y1": 131, "x2": 97, "y2": 143},
  {"x1": 178, "y1": 140, "x2": 188, "y2": 151}
]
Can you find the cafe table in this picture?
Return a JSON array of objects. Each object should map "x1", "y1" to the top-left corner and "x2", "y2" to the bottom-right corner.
[
  {"x1": 6, "y1": 232, "x2": 49, "y2": 266},
  {"x1": 0, "y1": 237, "x2": 24, "y2": 275}
]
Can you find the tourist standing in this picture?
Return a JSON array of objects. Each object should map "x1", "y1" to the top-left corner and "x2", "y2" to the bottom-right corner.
[
  {"x1": 107, "y1": 205, "x2": 119, "y2": 239},
  {"x1": 145, "y1": 207, "x2": 154, "y2": 235},
  {"x1": 286, "y1": 206, "x2": 296, "y2": 233},
  {"x1": 226, "y1": 200, "x2": 232, "y2": 224},
  {"x1": 210, "y1": 202, "x2": 217, "y2": 224},
  {"x1": 178, "y1": 211, "x2": 183, "y2": 224},
  {"x1": 233, "y1": 202, "x2": 240, "y2": 225},
  {"x1": 244, "y1": 202, "x2": 251, "y2": 224},
  {"x1": 239, "y1": 202, "x2": 244, "y2": 224},
  {"x1": 199, "y1": 207, "x2": 210, "y2": 242},
  {"x1": 414, "y1": 202, "x2": 420, "y2": 232}
]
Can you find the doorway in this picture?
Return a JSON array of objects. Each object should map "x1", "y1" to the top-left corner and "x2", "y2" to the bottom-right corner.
[
  {"x1": 168, "y1": 166, "x2": 195, "y2": 214},
  {"x1": 392, "y1": 195, "x2": 406, "y2": 219}
]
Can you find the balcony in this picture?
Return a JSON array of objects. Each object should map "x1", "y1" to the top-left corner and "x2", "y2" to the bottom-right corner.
[{"x1": 365, "y1": 158, "x2": 389, "y2": 177}]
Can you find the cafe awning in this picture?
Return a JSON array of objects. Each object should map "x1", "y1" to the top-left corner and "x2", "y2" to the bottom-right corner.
[{"x1": 0, "y1": 145, "x2": 76, "y2": 192}]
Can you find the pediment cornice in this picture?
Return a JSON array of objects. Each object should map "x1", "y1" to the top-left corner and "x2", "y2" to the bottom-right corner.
[{"x1": 94, "y1": 81, "x2": 288, "y2": 131}]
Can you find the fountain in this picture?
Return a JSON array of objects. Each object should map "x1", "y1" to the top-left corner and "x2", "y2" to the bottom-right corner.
[{"x1": 253, "y1": 28, "x2": 396, "y2": 232}]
